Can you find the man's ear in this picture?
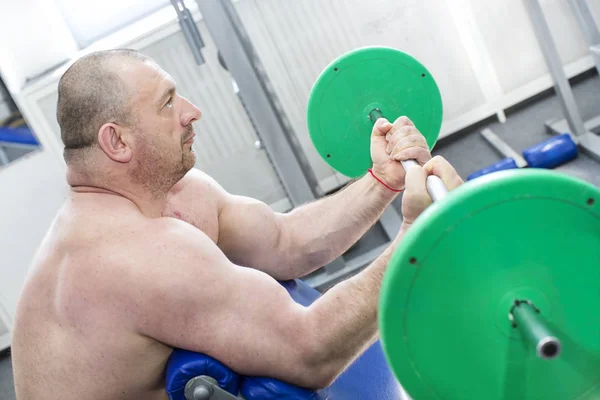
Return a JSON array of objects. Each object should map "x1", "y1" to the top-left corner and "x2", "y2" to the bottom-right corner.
[{"x1": 97, "y1": 123, "x2": 132, "y2": 163}]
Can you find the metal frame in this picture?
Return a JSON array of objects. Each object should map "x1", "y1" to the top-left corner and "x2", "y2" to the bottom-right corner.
[
  {"x1": 0, "y1": 147, "x2": 8, "y2": 165},
  {"x1": 0, "y1": 291, "x2": 12, "y2": 351},
  {"x1": 170, "y1": 0, "x2": 206, "y2": 66},
  {"x1": 190, "y1": 0, "x2": 404, "y2": 289},
  {"x1": 194, "y1": 0, "x2": 319, "y2": 206},
  {"x1": 0, "y1": 142, "x2": 39, "y2": 166},
  {"x1": 480, "y1": 128, "x2": 528, "y2": 168},
  {"x1": 184, "y1": 375, "x2": 240, "y2": 400},
  {"x1": 524, "y1": 0, "x2": 600, "y2": 162},
  {"x1": 569, "y1": 0, "x2": 600, "y2": 77}
]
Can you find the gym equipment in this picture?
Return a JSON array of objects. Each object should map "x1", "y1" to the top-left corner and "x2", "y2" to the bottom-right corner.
[
  {"x1": 167, "y1": 46, "x2": 600, "y2": 399},
  {"x1": 167, "y1": 350, "x2": 240, "y2": 399},
  {"x1": 305, "y1": 45, "x2": 600, "y2": 399},
  {"x1": 467, "y1": 128, "x2": 578, "y2": 180},
  {"x1": 379, "y1": 168, "x2": 600, "y2": 400},
  {"x1": 466, "y1": 128, "x2": 527, "y2": 181},
  {"x1": 307, "y1": 46, "x2": 447, "y2": 200},
  {"x1": 166, "y1": 279, "x2": 408, "y2": 400},
  {"x1": 522, "y1": 133, "x2": 578, "y2": 168},
  {"x1": 0, "y1": 125, "x2": 39, "y2": 165},
  {"x1": 526, "y1": 0, "x2": 600, "y2": 163}
]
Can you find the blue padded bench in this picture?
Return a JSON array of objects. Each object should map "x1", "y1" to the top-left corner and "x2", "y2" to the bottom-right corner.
[
  {"x1": 0, "y1": 126, "x2": 40, "y2": 165},
  {"x1": 166, "y1": 279, "x2": 410, "y2": 400}
]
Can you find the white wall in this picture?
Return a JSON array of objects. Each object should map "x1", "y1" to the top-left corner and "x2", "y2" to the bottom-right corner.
[
  {"x1": 0, "y1": 151, "x2": 67, "y2": 350},
  {"x1": 0, "y1": 0, "x2": 78, "y2": 93},
  {"x1": 233, "y1": 0, "x2": 599, "y2": 186},
  {"x1": 0, "y1": 1, "x2": 71, "y2": 346}
]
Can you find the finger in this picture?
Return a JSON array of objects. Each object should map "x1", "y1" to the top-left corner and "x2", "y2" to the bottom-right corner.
[
  {"x1": 404, "y1": 164, "x2": 432, "y2": 206},
  {"x1": 388, "y1": 132, "x2": 426, "y2": 154},
  {"x1": 389, "y1": 135, "x2": 432, "y2": 165},
  {"x1": 423, "y1": 156, "x2": 464, "y2": 190},
  {"x1": 386, "y1": 125, "x2": 414, "y2": 148},
  {"x1": 393, "y1": 115, "x2": 415, "y2": 129},
  {"x1": 393, "y1": 147, "x2": 432, "y2": 166},
  {"x1": 386, "y1": 117, "x2": 414, "y2": 141},
  {"x1": 372, "y1": 118, "x2": 393, "y2": 137}
]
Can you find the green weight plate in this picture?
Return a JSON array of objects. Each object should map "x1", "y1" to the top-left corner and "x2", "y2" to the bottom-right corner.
[
  {"x1": 379, "y1": 169, "x2": 600, "y2": 400},
  {"x1": 307, "y1": 46, "x2": 443, "y2": 178}
]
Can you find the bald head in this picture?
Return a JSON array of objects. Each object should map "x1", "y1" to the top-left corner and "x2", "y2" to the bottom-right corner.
[{"x1": 57, "y1": 49, "x2": 153, "y2": 163}]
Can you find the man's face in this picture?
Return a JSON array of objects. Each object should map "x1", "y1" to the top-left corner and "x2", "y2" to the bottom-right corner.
[{"x1": 122, "y1": 61, "x2": 201, "y2": 193}]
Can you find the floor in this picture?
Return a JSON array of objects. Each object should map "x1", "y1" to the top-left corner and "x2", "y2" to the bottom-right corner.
[
  {"x1": 1, "y1": 70, "x2": 600, "y2": 400},
  {"x1": 0, "y1": 349, "x2": 13, "y2": 400},
  {"x1": 432, "y1": 68, "x2": 600, "y2": 189}
]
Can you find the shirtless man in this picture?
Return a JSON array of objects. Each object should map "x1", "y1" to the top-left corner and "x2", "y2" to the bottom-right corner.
[{"x1": 11, "y1": 49, "x2": 464, "y2": 400}]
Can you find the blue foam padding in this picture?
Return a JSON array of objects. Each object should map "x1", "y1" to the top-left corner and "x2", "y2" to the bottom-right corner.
[
  {"x1": 166, "y1": 349, "x2": 240, "y2": 400},
  {"x1": 241, "y1": 377, "x2": 326, "y2": 400},
  {"x1": 522, "y1": 133, "x2": 578, "y2": 169},
  {"x1": 0, "y1": 126, "x2": 39, "y2": 146},
  {"x1": 241, "y1": 336, "x2": 404, "y2": 400},
  {"x1": 467, "y1": 157, "x2": 518, "y2": 181},
  {"x1": 242, "y1": 279, "x2": 405, "y2": 399},
  {"x1": 165, "y1": 279, "x2": 406, "y2": 400}
]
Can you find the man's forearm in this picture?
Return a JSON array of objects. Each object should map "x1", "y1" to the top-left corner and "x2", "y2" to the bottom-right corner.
[
  {"x1": 278, "y1": 174, "x2": 399, "y2": 277},
  {"x1": 299, "y1": 223, "x2": 409, "y2": 386}
]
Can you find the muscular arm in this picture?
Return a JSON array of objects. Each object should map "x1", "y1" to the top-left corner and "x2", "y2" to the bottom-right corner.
[
  {"x1": 132, "y1": 217, "x2": 410, "y2": 389},
  {"x1": 220, "y1": 175, "x2": 399, "y2": 280},
  {"x1": 167, "y1": 168, "x2": 398, "y2": 280}
]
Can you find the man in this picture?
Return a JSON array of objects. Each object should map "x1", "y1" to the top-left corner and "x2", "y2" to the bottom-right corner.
[{"x1": 11, "y1": 49, "x2": 464, "y2": 399}]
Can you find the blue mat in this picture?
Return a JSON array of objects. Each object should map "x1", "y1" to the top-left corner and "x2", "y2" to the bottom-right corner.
[{"x1": 0, "y1": 126, "x2": 39, "y2": 146}]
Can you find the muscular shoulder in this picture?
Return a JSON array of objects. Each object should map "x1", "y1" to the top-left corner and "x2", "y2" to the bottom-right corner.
[
  {"x1": 134, "y1": 216, "x2": 218, "y2": 265},
  {"x1": 120, "y1": 217, "x2": 235, "y2": 332},
  {"x1": 167, "y1": 169, "x2": 225, "y2": 208},
  {"x1": 164, "y1": 169, "x2": 226, "y2": 231}
]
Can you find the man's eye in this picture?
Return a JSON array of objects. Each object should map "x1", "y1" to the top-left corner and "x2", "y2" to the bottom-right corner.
[{"x1": 165, "y1": 97, "x2": 174, "y2": 108}]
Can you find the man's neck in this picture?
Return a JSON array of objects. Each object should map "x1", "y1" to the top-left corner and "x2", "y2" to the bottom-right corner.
[
  {"x1": 70, "y1": 184, "x2": 168, "y2": 218},
  {"x1": 67, "y1": 164, "x2": 169, "y2": 219},
  {"x1": 66, "y1": 164, "x2": 175, "y2": 218}
]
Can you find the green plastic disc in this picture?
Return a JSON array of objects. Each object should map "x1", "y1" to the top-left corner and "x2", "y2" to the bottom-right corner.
[
  {"x1": 379, "y1": 169, "x2": 600, "y2": 400},
  {"x1": 307, "y1": 46, "x2": 443, "y2": 178}
]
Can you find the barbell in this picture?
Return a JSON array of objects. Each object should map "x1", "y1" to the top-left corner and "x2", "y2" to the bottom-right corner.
[{"x1": 306, "y1": 46, "x2": 600, "y2": 400}]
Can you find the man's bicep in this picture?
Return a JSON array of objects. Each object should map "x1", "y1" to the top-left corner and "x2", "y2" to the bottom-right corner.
[
  {"x1": 217, "y1": 193, "x2": 293, "y2": 275},
  {"x1": 134, "y1": 221, "x2": 309, "y2": 376},
  {"x1": 167, "y1": 169, "x2": 290, "y2": 276}
]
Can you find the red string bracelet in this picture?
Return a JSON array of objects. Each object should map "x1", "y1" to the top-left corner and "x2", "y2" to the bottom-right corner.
[{"x1": 368, "y1": 169, "x2": 404, "y2": 193}]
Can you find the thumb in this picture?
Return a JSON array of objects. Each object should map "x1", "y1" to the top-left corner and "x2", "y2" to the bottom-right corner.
[
  {"x1": 402, "y1": 166, "x2": 433, "y2": 225},
  {"x1": 423, "y1": 156, "x2": 464, "y2": 191},
  {"x1": 402, "y1": 164, "x2": 434, "y2": 225},
  {"x1": 404, "y1": 164, "x2": 428, "y2": 200}
]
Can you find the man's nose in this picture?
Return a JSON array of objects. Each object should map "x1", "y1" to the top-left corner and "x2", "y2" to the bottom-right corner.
[{"x1": 181, "y1": 97, "x2": 202, "y2": 126}]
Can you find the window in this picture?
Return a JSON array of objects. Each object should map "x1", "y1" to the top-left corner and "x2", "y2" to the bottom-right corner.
[
  {"x1": 54, "y1": 0, "x2": 171, "y2": 49},
  {"x1": 0, "y1": 77, "x2": 39, "y2": 166}
]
